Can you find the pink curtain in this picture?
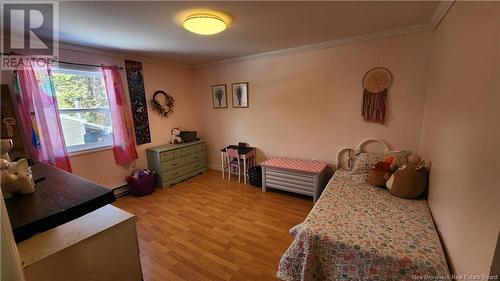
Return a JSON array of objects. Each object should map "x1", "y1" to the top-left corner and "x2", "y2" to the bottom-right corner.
[
  {"x1": 16, "y1": 64, "x2": 72, "y2": 172},
  {"x1": 102, "y1": 66, "x2": 138, "y2": 165}
]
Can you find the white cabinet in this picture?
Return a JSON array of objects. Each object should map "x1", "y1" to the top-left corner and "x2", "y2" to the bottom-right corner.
[{"x1": 17, "y1": 205, "x2": 142, "y2": 281}]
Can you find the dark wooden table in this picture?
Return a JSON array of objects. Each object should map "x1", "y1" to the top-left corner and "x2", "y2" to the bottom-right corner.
[
  {"x1": 220, "y1": 145, "x2": 257, "y2": 184},
  {"x1": 5, "y1": 161, "x2": 116, "y2": 242},
  {"x1": 220, "y1": 145, "x2": 254, "y2": 155}
]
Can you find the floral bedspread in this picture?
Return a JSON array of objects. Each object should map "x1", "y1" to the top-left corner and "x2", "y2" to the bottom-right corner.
[{"x1": 277, "y1": 170, "x2": 450, "y2": 281}]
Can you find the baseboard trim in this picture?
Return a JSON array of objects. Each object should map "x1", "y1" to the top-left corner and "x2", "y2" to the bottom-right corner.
[{"x1": 208, "y1": 163, "x2": 222, "y2": 171}]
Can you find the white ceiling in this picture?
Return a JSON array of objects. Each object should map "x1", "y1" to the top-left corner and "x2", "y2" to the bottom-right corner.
[{"x1": 55, "y1": 1, "x2": 443, "y2": 66}]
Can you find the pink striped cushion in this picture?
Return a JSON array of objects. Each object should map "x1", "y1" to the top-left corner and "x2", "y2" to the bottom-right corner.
[{"x1": 261, "y1": 157, "x2": 327, "y2": 174}]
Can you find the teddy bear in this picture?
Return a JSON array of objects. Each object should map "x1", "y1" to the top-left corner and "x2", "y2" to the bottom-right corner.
[
  {"x1": 367, "y1": 156, "x2": 396, "y2": 186},
  {"x1": 170, "y1": 127, "x2": 183, "y2": 144},
  {"x1": 368, "y1": 154, "x2": 422, "y2": 187}
]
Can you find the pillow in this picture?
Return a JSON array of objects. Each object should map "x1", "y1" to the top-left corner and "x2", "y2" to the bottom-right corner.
[
  {"x1": 386, "y1": 162, "x2": 429, "y2": 199},
  {"x1": 350, "y1": 151, "x2": 411, "y2": 174}
]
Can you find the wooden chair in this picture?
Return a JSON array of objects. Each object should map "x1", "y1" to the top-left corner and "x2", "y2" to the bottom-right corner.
[{"x1": 226, "y1": 148, "x2": 242, "y2": 183}]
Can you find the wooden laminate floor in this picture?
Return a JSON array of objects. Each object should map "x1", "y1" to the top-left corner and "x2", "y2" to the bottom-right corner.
[{"x1": 113, "y1": 170, "x2": 313, "y2": 281}]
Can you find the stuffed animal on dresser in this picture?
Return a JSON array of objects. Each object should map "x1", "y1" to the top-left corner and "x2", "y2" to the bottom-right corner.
[
  {"x1": 1, "y1": 158, "x2": 35, "y2": 199},
  {"x1": 170, "y1": 128, "x2": 183, "y2": 144},
  {"x1": 1, "y1": 139, "x2": 35, "y2": 199}
]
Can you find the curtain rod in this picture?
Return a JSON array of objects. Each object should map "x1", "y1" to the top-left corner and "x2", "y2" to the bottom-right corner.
[
  {"x1": 1, "y1": 52, "x2": 124, "y2": 70},
  {"x1": 57, "y1": 60, "x2": 124, "y2": 70}
]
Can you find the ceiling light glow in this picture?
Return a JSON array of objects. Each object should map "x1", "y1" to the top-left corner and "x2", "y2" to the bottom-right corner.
[{"x1": 183, "y1": 14, "x2": 227, "y2": 35}]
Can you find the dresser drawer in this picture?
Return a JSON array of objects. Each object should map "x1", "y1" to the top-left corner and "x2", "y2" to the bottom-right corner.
[
  {"x1": 162, "y1": 157, "x2": 187, "y2": 171},
  {"x1": 188, "y1": 160, "x2": 207, "y2": 171},
  {"x1": 174, "y1": 149, "x2": 187, "y2": 159},
  {"x1": 160, "y1": 151, "x2": 175, "y2": 161},
  {"x1": 192, "y1": 143, "x2": 206, "y2": 153},
  {"x1": 180, "y1": 146, "x2": 194, "y2": 156},
  {"x1": 161, "y1": 148, "x2": 189, "y2": 161},
  {"x1": 162, "y1": 166, "x2": 188, "y2": 180},
  {"x1": 186, "y1": 151, "x2": 206, "y2": 163}
]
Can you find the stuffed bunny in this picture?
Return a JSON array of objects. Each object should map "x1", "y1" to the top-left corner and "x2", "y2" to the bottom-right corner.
[
  {"x1": 1, "y1": 158, "x2": 35, "y2": 199},
  {"x1": 170, "y1": 127, "x2": 183, "y2": 144}
]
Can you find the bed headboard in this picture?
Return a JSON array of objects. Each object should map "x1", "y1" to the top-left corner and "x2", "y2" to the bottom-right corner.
[{"x1": 336, "y1": 138, "x2": 392, "y2": 170}]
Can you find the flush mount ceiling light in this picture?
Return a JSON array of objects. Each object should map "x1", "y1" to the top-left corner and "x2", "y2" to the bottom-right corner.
[{"x1": 183, "y1": 14, "x2": 227, "y2": 35}]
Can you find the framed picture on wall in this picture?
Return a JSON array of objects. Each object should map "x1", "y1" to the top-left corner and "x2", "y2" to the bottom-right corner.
[
  {"x1": 231, "y1": 82, "x2": 248, "y2": 108},
  {"x1": 212, "y1": 84, "x2": 227, "y2": 108}
]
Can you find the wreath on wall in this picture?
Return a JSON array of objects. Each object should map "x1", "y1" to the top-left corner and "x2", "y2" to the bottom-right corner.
[{"x1": 150, "y1": 90, "x2": 175, "y2": 118}]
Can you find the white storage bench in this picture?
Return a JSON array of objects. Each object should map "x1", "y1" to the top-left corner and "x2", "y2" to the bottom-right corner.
[{"x1": 261, "y1": 157, "x2": 329, "y2": 202}]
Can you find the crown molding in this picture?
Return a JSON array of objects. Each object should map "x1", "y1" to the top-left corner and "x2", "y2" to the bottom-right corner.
[
  {"x1": 194, "y1": 0, "x2": 455, "y2": 70},
  {"x1": 429, "y1": 0, "x2": 455, "y2": 29},
  {"x1": 194, "y1": 23, "x2": 432, "y2": 69},
  {"x1": 57, "y1": 42, "x2": 192, "y2": 70},
  {"x1": 2, "y1": 1, "x2": 454, "y2": 71},
  {"x1": 1, "y1": 37, "x2": 193, "y2": 70}
]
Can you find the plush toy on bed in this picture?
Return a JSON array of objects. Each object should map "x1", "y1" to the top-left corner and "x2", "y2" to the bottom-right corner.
[
  {"x1": 386, "y1": 154, "x2": 430, "y2": 199},
  {"x1": 367, "y1": 153, "x2": 422, "y2": 187},
  {"x1": 170, "y1": 127, "x2": 183, "y2": 144},
  {"x1": 367, "y1": 156, "x2": 396, "y2": 187}
]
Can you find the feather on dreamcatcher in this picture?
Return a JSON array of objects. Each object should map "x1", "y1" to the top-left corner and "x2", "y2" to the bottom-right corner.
[{"x1": 362, "y1": 67, "x2": 393, "y2": 125}]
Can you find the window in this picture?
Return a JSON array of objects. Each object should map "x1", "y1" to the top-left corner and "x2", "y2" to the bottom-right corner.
[{"x1": 52, "y1": 67, "x2": 113, "y2": 153}]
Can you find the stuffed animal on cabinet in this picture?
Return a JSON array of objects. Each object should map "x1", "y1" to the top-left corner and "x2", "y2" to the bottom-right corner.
[{"x1": 170, "y1": 128, "x2": 183, "y2": 144}]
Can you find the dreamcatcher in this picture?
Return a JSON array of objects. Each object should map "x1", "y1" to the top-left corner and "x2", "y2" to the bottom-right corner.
[{"x1": 361, "y1": 67, "x2": 393, "y2": 125}]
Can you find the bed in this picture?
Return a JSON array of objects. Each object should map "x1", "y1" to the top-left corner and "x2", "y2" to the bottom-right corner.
[{"x1": 277, "y1": 139, "x2": 450, "y2": 281}]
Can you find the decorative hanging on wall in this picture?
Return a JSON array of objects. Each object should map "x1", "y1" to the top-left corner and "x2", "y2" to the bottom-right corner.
[
  {"x1": 1, "y1": 84, "x2": 26, "y2": 158},
  {"x1": 125, "y1": 60, "x2": 151, "y2": 145},
  {"x1": 361, "y1": 67, "x2": 393, "y2": 125},
  {"x1": 150, "y1": 91, "x2": 175, "y2": 118}
]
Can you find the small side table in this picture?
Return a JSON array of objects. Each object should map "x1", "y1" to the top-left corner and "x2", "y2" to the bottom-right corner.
[
  {"x1": 261, "y1": 157, "x2": 329, "y2": 202},
  {"x1": 220, "y1": 145, "x2": 256, "y2": 184}
]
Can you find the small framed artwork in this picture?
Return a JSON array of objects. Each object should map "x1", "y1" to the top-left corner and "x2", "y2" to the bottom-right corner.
[
  {"x1": 232, "y1": 82, "x2": 249, "y2": 108},
  {"x1": 212, "y1": 84, "x2": 227, "y2": 108}
]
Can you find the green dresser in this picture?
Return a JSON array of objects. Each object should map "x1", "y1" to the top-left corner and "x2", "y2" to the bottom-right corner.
[{"x1": 146, "y1": 140, "x2": 207, "y2": 188}]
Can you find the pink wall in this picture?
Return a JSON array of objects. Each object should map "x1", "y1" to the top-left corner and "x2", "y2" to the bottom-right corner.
[
  {"x1": 192, "y1": 32, "x2": 433, "y2": 169},
  {"x1": 419, "y1": 2, "x2": 500, "y2": 275},
  {"x1": 50, "y1": 48, "x2": 199, "y2": 188},
  {"x1": 3, "y1": 4, "x2": 498, "y2": 275}
]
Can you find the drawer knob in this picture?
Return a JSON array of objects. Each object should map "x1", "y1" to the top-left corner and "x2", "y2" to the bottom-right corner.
[{"x1": 172, "y1": 163, "x2": 177, "y2": 166}]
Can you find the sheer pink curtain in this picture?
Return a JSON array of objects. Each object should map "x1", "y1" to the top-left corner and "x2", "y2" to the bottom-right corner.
[
  {"x1": 102, "y1": 66, "x2": 138, "y2": 165},
  {"x1": 16, "y1": 64, "x2": 72, "y2": 172}
]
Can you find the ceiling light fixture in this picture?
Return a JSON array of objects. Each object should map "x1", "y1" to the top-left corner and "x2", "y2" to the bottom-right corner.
[{"x1": 183, "y1": 14, "x2": 227, "y2": 35}]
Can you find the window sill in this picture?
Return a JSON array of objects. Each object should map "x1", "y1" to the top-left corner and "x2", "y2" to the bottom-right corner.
[{"x1": 68, "y1": 145, "x2": 113, "y2": 157}]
